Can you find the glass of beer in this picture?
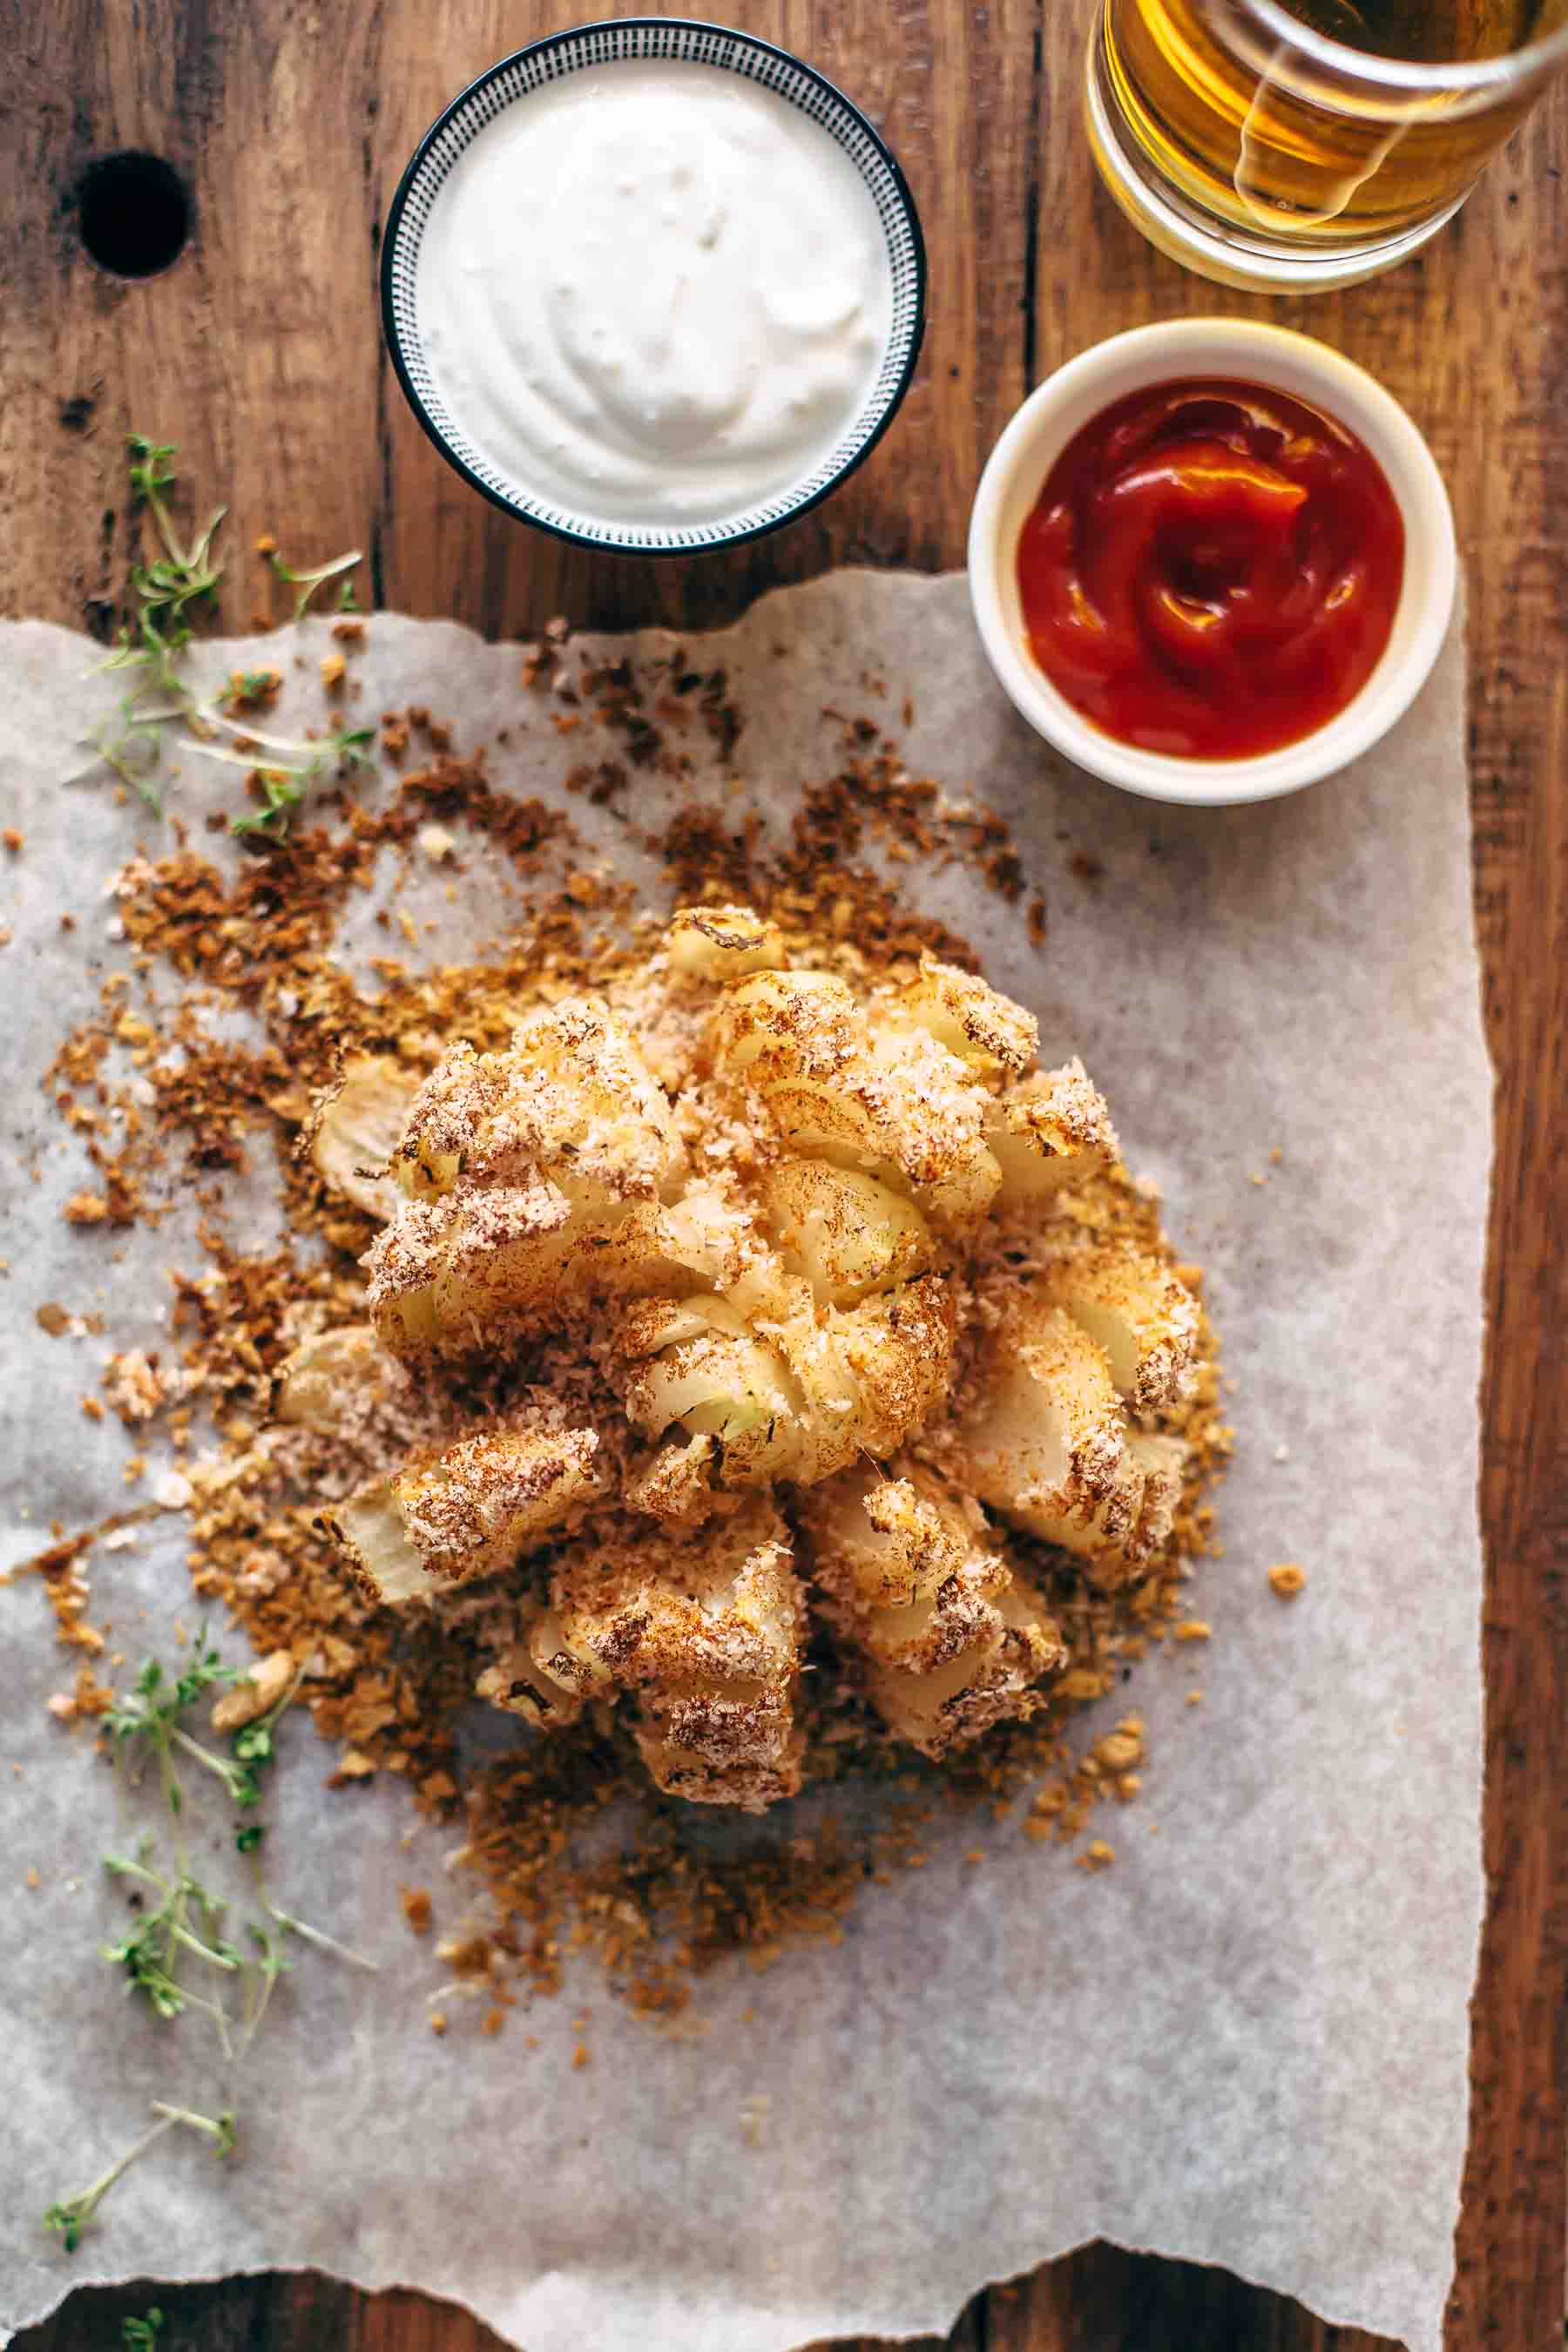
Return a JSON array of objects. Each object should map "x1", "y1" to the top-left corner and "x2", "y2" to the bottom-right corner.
[{"x1": 1087, "y1": 0, "x2": 1568, "y2": 288}]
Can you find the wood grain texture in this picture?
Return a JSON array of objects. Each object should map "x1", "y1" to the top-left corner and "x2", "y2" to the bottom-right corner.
[{"x1": 2, "y1": 0, "x2": 1563, "y2": 2348}]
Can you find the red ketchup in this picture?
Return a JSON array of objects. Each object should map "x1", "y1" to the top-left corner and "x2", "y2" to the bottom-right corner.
[{"x1": 1016, "y1": 379, "x2": 1405, "y2": 760}]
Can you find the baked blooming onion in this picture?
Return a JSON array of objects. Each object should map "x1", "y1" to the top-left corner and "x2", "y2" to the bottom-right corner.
[{"x1": 276, "y1": 906, "x2": 1200, "y2": 1810}]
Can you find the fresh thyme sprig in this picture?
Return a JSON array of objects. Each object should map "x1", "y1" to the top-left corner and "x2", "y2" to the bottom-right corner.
[
  {"x1": 106, "y1": 1638, "x2": 240, "y2": 1816},
  {"x1": 46, "y1": 1631, "x2": 375, "y2": 2254},
  {"x1": 151, "y1": 2101, "x2": 239, "y2": 2158},
  {"x1": 79, "y1": 435, "x2": 229, "y2": 809},
  {"x1": 268, "y1": 544, "x2": 363, "y2": 622},
  {"x1": 242, "y1": 1923, "x2": 291, "y2": 2042},
  {"x1": 123, "y1": 2308, "x2": 166, "y2": 2351},
  {"x1": 44, "y1": 2117, "x2": 181, "y2": 2253},
  {"x1": 188, "y1": 711, "x2": 375, "y2": 839},
  {"x1": 70, "y1": 436, "x2": 367, "y2": 826},
  {"x1": 123, "y1": 431, "x2": 225, "y2": 647},
  {"x1": 254, "y1": 1885, "x2": 382, "y2": 1973},
  {"x1": 43, "y1": 2102, "x2": 233, "y2": 2254},
  {"x1": 102, "y1": 1843, "x2": 241, "y2": 2053},
  {"x1": 71, "y1": 708, "x2": 169, "y2": 811}
]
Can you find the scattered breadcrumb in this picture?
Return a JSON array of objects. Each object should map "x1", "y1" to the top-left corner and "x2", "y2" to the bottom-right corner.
[
  {"x1": 226, "y1": 668, "x2": 281, "y2": 713},
  {"x1": 1268, "y1": 1563, "x2": 1307, "y2": 1598},
  {"x1": 210, "y1": 1647, "x2": 294, "y2": 1731},
  {"x1": 26, "y1": 635, "x2": 1237, "y2": 2015},
  {"x1": 102, "y1": 1350, "x2": 166, "y2": 1424}
]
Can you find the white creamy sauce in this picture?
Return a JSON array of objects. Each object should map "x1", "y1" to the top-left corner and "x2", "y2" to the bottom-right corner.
[{"x1": 416, "y1": 61, "x2": 895, "y2": 529}]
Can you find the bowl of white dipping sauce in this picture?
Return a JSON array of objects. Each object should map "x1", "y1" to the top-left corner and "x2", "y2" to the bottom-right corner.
[{"x1": 381, "y1": 19, "x2": 926, "y2": 554}]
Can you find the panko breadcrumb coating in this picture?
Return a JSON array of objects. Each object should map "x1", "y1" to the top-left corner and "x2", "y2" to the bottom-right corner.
[
  {"x1": 296, "y1": 908, "x2": 1206, "y2": 1808},
  {"x1": 477, "y1": 1497, "x2": 804, "y2": 1807},
  {"x1": 800, "y1": 1464, "x2": 1068, "y2": 1757},
  {"x1": 30, "y1": 677, "x2": 1236, "y2": 1997}
]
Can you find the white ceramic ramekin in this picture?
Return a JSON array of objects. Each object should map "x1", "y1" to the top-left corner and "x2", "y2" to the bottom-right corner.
[{"x1": 967, "y1": 319, "x2": 1456, "y2": 807}]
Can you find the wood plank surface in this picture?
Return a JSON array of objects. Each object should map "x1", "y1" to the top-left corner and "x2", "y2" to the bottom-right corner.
[{"x1": 3, "y1": 0, "x2": 1564, "y2": 2348}]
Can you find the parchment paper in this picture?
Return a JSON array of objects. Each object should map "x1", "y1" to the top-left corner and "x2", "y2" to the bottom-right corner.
[{"x1": 1, "y1": 575, "x2": 1486, "y2": 2352}]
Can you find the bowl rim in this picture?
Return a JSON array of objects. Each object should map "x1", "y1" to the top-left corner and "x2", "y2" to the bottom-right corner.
[
  {"x1": 967, "y1": 318, "x2": 1457, "y2": 807},
  {"x1": 380, "y1": 15, "x2": 929, "y2": 559}
]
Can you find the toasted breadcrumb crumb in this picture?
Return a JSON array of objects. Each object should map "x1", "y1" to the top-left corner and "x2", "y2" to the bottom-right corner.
[
  {"x1": 226, "y1": 669, "x2": 281, "y2": 713},
  {"x1": 1268, "y1": 1563, "x2": 1307, "y2": 1598},
  {"x1": 28, "y1": 637, "x2": 1238, "y2": 2011}
]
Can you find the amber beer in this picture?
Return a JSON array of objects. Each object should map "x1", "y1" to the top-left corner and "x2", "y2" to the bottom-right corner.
[{"x1": 1092, "y1": 0, "x2": 1568, "y2": 270}]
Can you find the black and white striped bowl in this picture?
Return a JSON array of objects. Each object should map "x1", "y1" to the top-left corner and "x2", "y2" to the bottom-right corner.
[{"x1": 381, "y1": 18, "x2": 927, "y2": 557}]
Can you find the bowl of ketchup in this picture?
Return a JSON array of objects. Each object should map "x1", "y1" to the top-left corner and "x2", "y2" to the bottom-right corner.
[{"x1": 968, "y1": 321, "x2": 1456, "y2": 805}]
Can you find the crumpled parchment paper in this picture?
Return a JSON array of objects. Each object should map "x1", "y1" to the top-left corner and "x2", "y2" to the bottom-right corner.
[{"x1": 1, "y1": 573, "x2": 1485, "y2": 2352}]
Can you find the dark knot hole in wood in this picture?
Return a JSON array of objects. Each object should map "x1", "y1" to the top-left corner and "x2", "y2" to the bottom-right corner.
[{"x1": 75, "y1": 152, "x2": 191, "y2": 280}]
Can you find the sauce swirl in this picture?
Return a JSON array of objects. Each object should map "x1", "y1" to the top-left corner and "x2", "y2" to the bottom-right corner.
[{"x1": 1016, "y1": 379, "x2": 1405, "y2": 760}]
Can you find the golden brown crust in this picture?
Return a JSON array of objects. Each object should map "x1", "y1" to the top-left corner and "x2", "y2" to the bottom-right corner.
[
  {"x1": 890, "y1": 952, "x2": 1039, "y2": 1080},
  {"x1": 365, "y1": 998, "x2": 687, "y2": 1361},
  {"x1": 323, "y1": 1419, "x2": 600, "y2": 1605},
  {"x1": 665, "y1": 902, "x2": 787, "y2": 983},
  {"x1": 308, "y1": 1057, "x2": 420, "y2": 1220},
  {"x1": 312, "y1": 902, "x2": 1201, "y2": 1806},
  {"x1": 801, "y1": 1462, "x2": 1066, "y2": 1755},
  {"x1": 1034, "y1": 1243, "x2": 1199, "y2": 1410},
  {"x1": 478, "y1": 1498, "x2": 807, "y2": 1811},
  {"x1": 987, "y1": 1059, "x2": 1119, "y2": 1206}
]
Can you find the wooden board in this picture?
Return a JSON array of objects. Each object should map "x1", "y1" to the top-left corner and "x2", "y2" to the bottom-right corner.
[{"x1": 3, "y1": 2, "x2": 1563, "y2": 2346}]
